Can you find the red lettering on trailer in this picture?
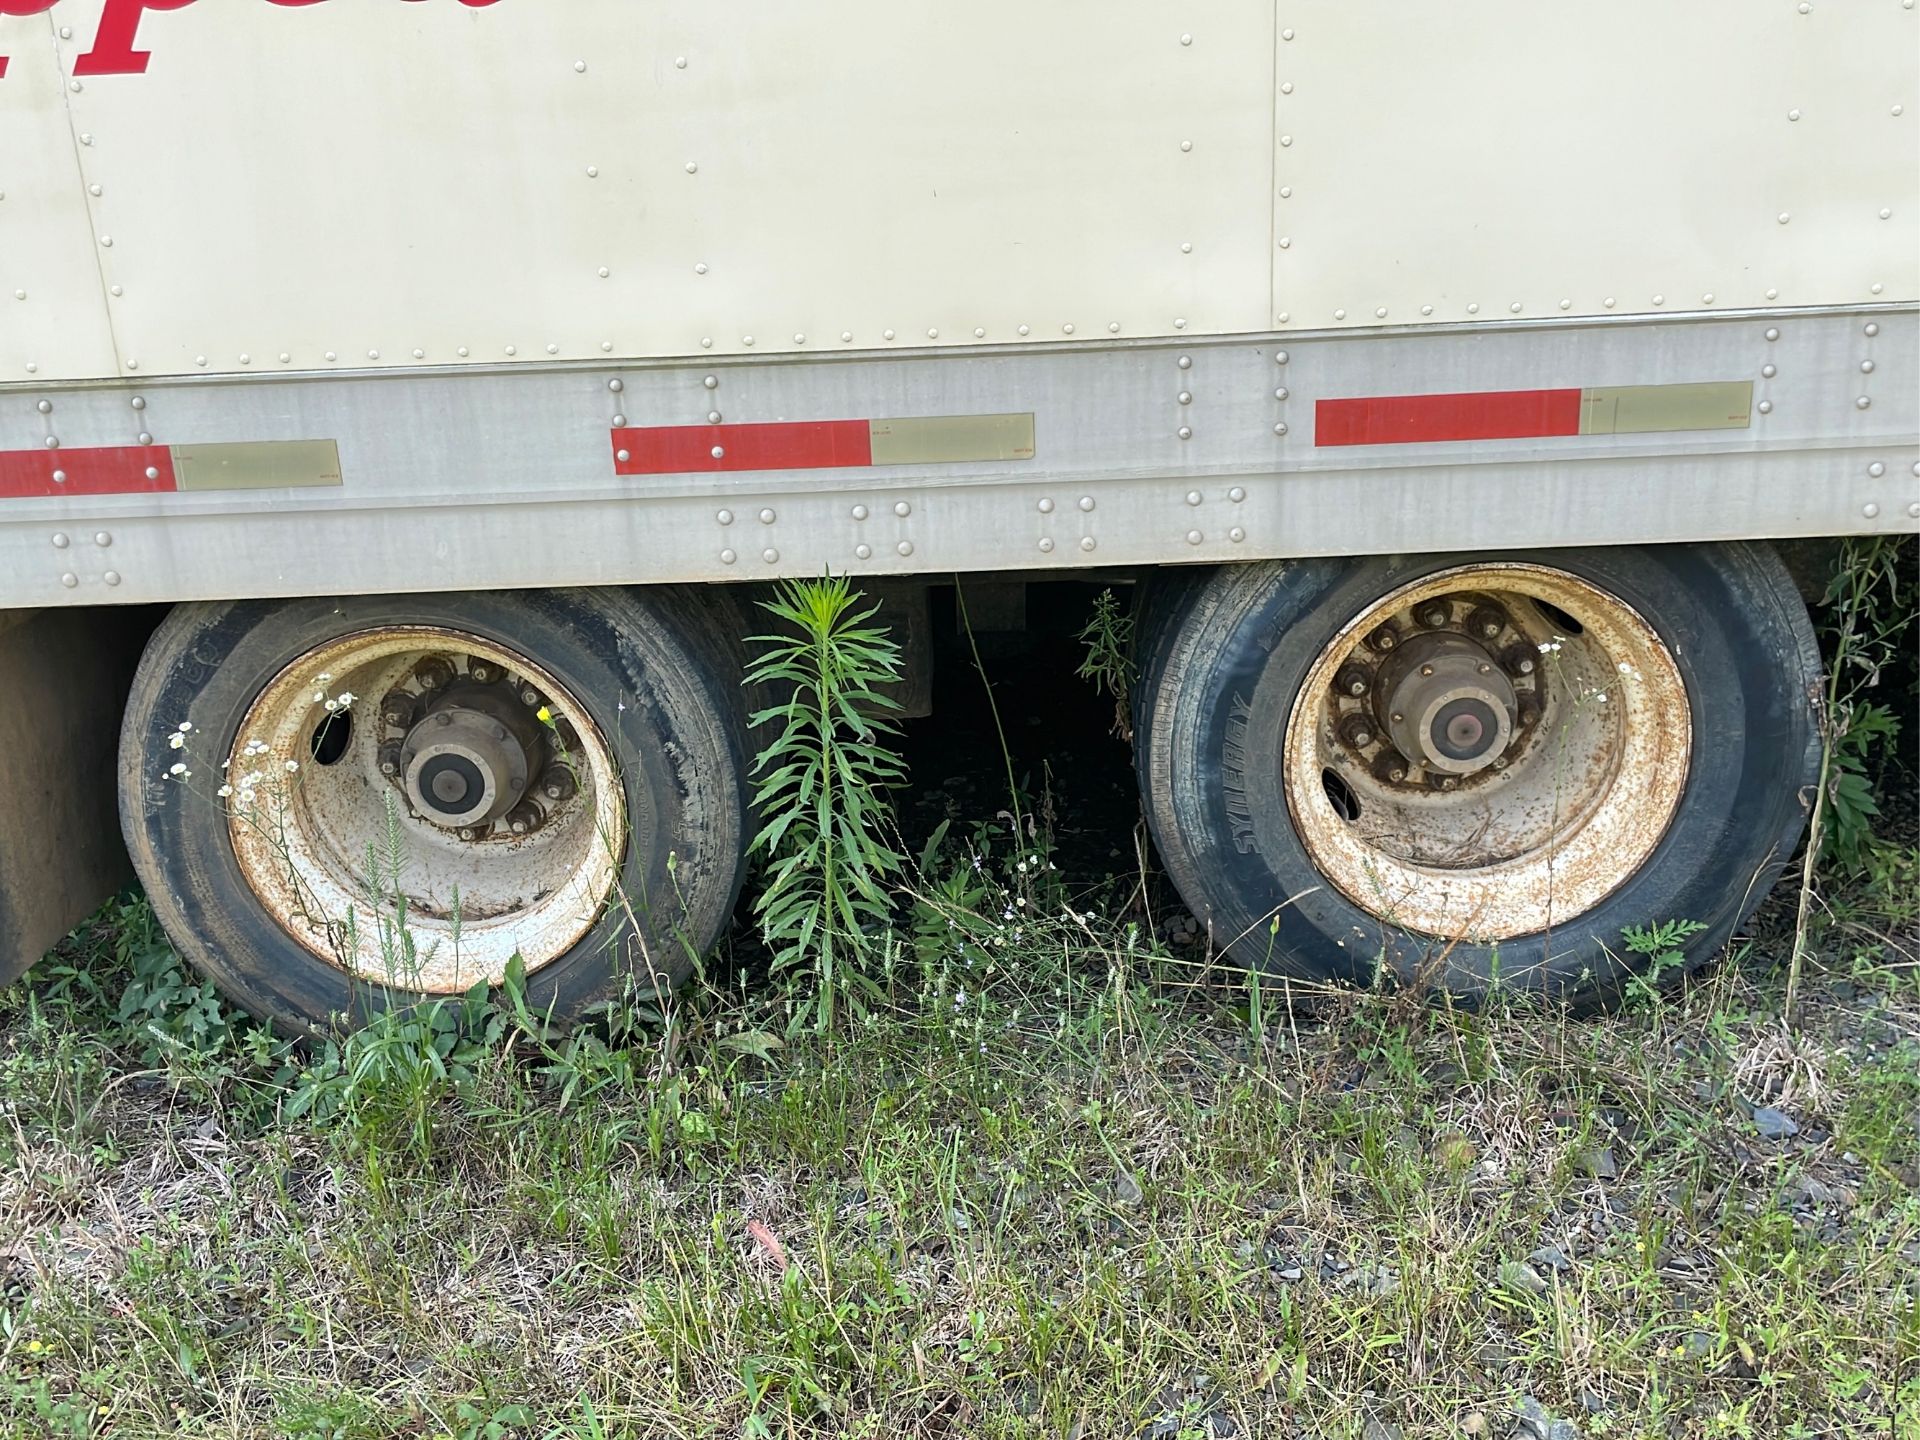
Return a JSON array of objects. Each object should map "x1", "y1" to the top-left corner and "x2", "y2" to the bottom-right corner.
[
  {"x1": 0, "y1": 0, "x2": 59, "y2": 77},
  {"x1": 72, "y1": 0, "x2": 196, "y2": 76},
  {"x1": 2, "y1": 0, "x2": 503, "y2": 79}
]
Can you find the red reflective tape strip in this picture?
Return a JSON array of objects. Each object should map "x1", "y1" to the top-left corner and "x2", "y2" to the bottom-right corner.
[
  {"x1": 613, "y1": 420, "x2": 873, "y2": 475},
  {"x1": 0, "y1": 446, "x2": 178, "y2": 498},
  {"x1": 1315, "y1": 389, "x2": 1584, "y2": 446}
]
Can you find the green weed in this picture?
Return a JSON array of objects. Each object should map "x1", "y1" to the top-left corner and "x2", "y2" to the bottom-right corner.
[
  {"x1": 1792, "y1": 535, "x2": 1919, "y2": 1008},
  {"x1": 1075, "y1": 586, "x2": 1137, "y2": 738},
  {"x1": 745, "y1": 573, "x2": 909, "y2": 1035}
]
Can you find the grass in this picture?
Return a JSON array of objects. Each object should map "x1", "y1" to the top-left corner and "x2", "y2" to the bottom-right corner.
[
  {"x1": 4, "y1": 547, "x2": 1914, "y2": 1438},
  {"x1": 3, "y1": 877, "x2": 1915, "y2": 1439}
]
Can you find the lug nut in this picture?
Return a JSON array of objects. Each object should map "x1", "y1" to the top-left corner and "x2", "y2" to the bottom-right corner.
[
  {"x1": 1338, "y1": 713, "x2": 1376, "y2": 750},
  {"x1": 1432, "y1": 774, "x2": 1459, "y2": 792},
  {"x1": 457, "y1": 826, "x2": 478, "y2": 841},
  {"x1": 413, "y1": 655, "x2": 455, "y2": 690},
  {"x1": 380, "y1": 692, "x2": 419, "y2": 728},
  {"x1": 540, "y1": 768, "x2": 578, "y2": 803},
  {"x1": 1370, "y1": 751, "x2": 1409, "y2": 785},
  {"x1": 1500, "y1": 644, "x2": 1538, "y2": 677},
  {"x1": 1415, "y1": 601, "x2": 1451, "y2": 629},
  {"x1": 377, "y1": 743, "x2": 404, "y2": 777},
  {"x1": 1467, "y1": 604, "x2": 1508, "y2": 640},
  {"x1": 1364, "y1": 624, "x2": 1400, "y2": 653},
  {"x1": 1335, "y1": 663, "x2": 1373, "y2": 698},
  {"x1": 1517, "y1": 700, "x2": 1542, "y2": 727},
  {"x1": 505, "y1": 800, "x2": 542, "y2": 835},
  {"x1": 519, "y1": 686, "x2": 540, "y2": 706},
  {"x1": 469, "y1": 659, "x2": 498, "y2": 683}
]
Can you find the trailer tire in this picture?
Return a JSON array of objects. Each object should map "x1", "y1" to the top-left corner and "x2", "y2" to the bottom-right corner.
[
  {"x1": 119, "y1": 587, "x2": 749, "y2": 1034},
  {"x1": 1135, "y1": 544, "x2": 1821, "y2": 1006}
]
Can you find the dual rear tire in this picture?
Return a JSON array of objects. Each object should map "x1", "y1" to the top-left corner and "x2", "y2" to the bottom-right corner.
[{"x1": 117, "y1": 544, "x2": 1822, "y2": 1030}]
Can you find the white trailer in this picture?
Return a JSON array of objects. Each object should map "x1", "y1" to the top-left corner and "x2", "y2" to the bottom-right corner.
[{"x1": 1, "y1": 0, "x2": 1915, "y2": 1025}]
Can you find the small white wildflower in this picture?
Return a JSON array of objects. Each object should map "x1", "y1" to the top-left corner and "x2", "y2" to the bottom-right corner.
[
  {"x1": 168, "y1": 761, "x2": 186, "y2": 776},
  {"x1": 314, "y1": 671, "x2": 333, "y2": 684},
  {"x1": 238, "y1": 789, "x2": 257, "y2": 807},
  {"x1": 1618, "y1": 661, "x2": 1632, "y2": 673},
  {"x1": 1015, "y1": 897, "x2": 1027, "y2": 908},
  {"x1": 323, "y1": 698, "x2": 339, "y2": 712},
  {"x1": 1594, "y1": 691, "x2": 1608, "y2": 703},
  {"x1": 168, "y1": 732, "x2": 186, "y2": 750},
  {"x1": 217, "y1": 784, "x2": 234, "y2": 798},
  {"x1": 176, "y1": 721, "x2": 192, "y2": 733},
  {"x1": 285, "y1": 760, "x2": 300, "y2": 773},
  {"x1": 336, "y1": 691, "x2": 356, "y2": 708},
  {"x1": 955, "y1": 990, "x2": 967, "y2": 1008},
  {"x1": 1016, "y1": 861, "x2": 1029, "y2": 875},
  {"x1": 220, "y1": 758, "x2": 231, "y2": 770},
  {"x1": 312, "y1": 690, "x2": 327, "y2": 704}
]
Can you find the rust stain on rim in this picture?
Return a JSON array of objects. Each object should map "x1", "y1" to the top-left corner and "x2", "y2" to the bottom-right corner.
[
  {"x1": 1284, "y1": 564, "x2": 1692, "y2": 942},
  {"x1": 227, "y1": 626, "x2": 626, "y2": 993}
]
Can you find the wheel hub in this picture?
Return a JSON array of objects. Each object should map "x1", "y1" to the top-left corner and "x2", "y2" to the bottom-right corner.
[
  {"x1": 402, "y1": 705, "x2": 531, "y2": 828},
  {"x1": 1329, "y1": 592, "x2": 1541, "y2": 791},
  {"x1": 1375, "y1": 632, "x2": 1516, "y2": 776},
  {"x1": 392, "y1": 673, "x2": 550, "y2": 837}
]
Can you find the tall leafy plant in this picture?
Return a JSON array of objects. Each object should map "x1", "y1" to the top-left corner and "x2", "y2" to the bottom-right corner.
[
  {"x1": 746, "y1": 575, "x2": 908, "y2": 1033},
  {"x1": 1790, "y1": 534, "x2": 1917, "y2": 1012}
]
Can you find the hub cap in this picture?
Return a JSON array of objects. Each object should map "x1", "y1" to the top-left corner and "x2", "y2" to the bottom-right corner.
[{"x1": 1283, "y1": 564, "x2": 1692, "y2": 941}]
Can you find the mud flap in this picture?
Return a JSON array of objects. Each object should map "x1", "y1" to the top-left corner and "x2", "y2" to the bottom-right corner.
[{"x1": 0, "y1": 609, "x2": 150, "y2": 987}]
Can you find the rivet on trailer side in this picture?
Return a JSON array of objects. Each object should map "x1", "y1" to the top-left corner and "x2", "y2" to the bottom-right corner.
[{"x1": 0, "y1": 0, "x2": 1914, "y2": 1021}]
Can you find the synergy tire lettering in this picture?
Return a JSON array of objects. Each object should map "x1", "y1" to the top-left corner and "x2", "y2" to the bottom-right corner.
[{"x1": 1220, "y1": 692, "x2": 1258, "y2": 857}]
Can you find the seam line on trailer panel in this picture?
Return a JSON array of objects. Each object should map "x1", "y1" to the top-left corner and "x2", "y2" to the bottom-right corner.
[{"x1": 45, "y1": 14, "x2": 131, "y2": 382}]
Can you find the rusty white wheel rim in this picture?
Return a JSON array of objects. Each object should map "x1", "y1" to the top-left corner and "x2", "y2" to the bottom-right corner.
[
  {"x1": 227, "y1": 628, "x2": 625, "y2": 993},
  {"x1": 1283, "y1": 564, "x2": 1691, "y2": 942}
]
